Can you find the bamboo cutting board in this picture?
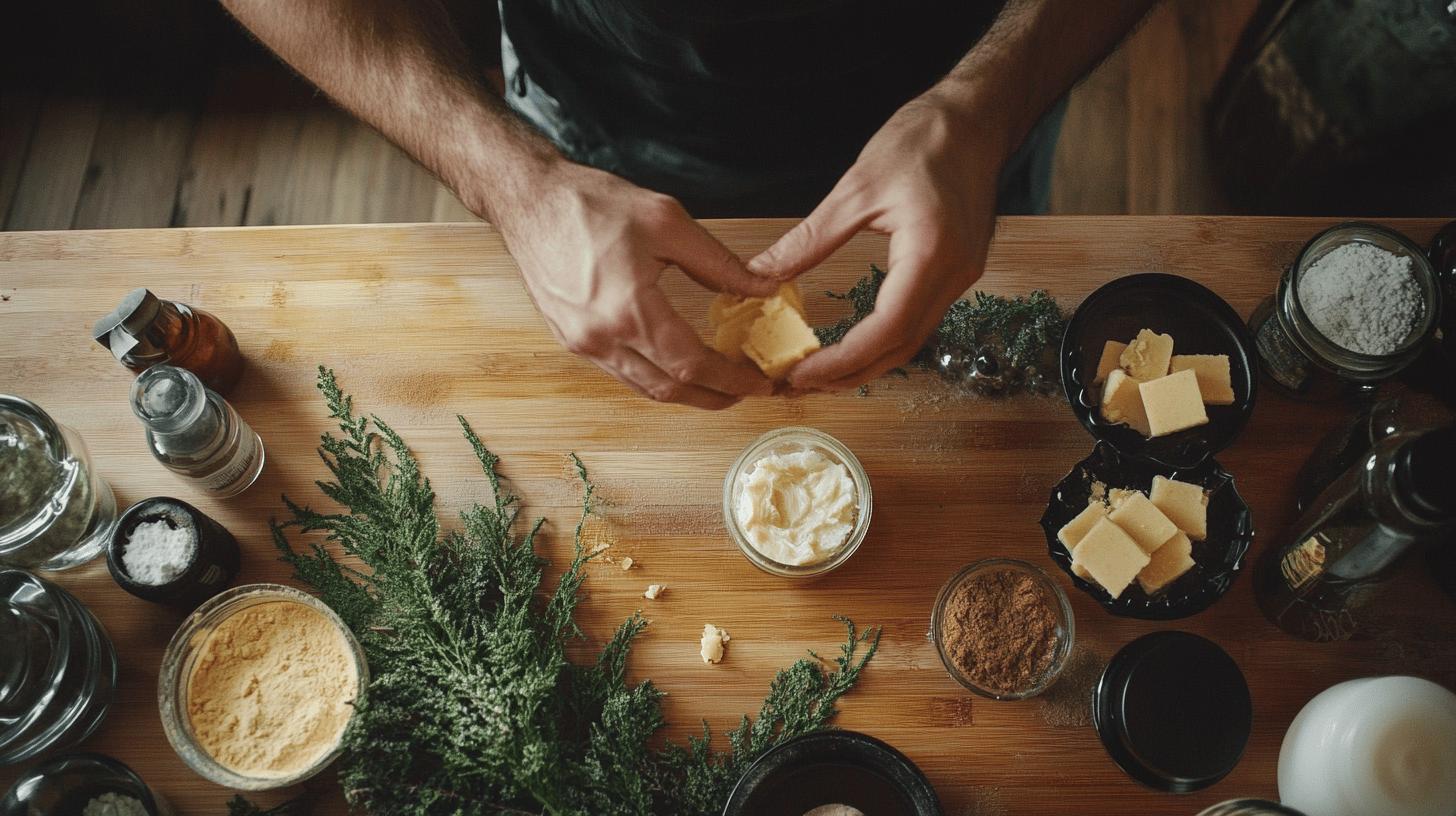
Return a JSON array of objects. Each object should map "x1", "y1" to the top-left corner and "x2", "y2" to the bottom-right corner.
[{"x1": 1, "y1": 217, "x2": 1454, "y2": 815}]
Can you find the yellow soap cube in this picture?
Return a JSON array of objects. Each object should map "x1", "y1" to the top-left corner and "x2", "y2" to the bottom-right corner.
[
  {"x1": 1108, "y1": 491, "x2": 1180, "y2": 554},
  {"x1": 1094, "y1": 340, "x2": 1128, "y2": 385},
  {"x1": 743, "y1": 296, "x2": 821, "y2": 379},
  {"x1": 1150, "y1": 475, "x2": 1209, "y2": 541},
  {"x1": 1139, "y1": 369, "x2": 1209, "y2": 437},
  {"x1": 1058, "y1": 501, "x2": 1108, "y2": 555},
  {"x1": 1119, "y1": 329, "x2": 1175, "y2": 381},
  {"x1": 1071, "y1": 518, "x2": 1151, "y2": 599},
  {"x1": 1100, "y1": 369, "x2": 1151, "y2": 436},
  {"x1": 1170, "y1": 354, "x2": 1236, "y2": 405},
  {"x1": 1136, "y1": 531, "x2": 1196, "y2": 594},
  {"x1": 1108, "y1": 488, "x2": 1142, "y2": 509}
]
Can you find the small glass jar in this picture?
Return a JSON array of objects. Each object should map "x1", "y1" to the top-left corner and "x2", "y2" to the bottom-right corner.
[
  {"x1": 1249, "y1": 222, "x2": 1440, "y2": 400},
  {"x1": 1, "y1": 752, "x2": 174, "y2": 816},
  {"x1": 0, "y1": 396, "x2": 116, "y2": 571},
  {"x1": 929, "y1": 558, "x2": 1074, "y2": 701},
  {"x1": 1195, "y1": 800, "x2": 1304, "y2": 816},
  {"x1": 157, "y1": 583, "x2": 367, "y2": 790},
  {"x1": 723, "y1": 427, "x2": 872, "y2": 578}
]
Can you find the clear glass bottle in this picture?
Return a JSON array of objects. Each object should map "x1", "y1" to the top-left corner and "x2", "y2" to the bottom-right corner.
[
  {"x1": 1248, "y1": 223, "x2": 1439, "y2": 400},
  {"x1": 130, "y1": 366, "x2": 264, "y2": 498},
  {"x1": 0, "y1": 396, "x2": 116, "y2": 571},
  {"x1": 1255, "y1": 424, "x2": 1456, "y2": 641}
]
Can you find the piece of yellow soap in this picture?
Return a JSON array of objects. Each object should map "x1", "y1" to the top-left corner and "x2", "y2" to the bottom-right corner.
[
  {"x1": 1139, "y1": 369, "x2": 1209, "y2": 437},
  {"x1": 1170, "y1": 354, "x2": 1235, "y2": 405},
  {"x1": 1108, "y1": 491, "x2": 1180, "y2": 554},
  {"x1": 709, "y1": 283, "x2": 806, "y2": 362},
  {"x1": 1094, "y1": 340, "x2": 1128, "y2": 385},
  {"x1": 1108, "y1": 488, "x2": 1142, "y2": 509},
  {"x1": 1058, "y1": 502, "x2": 1108, "y2": 555},
  {"x1": 1150, "y1": 475, "x2": 1209, "y2": 541},
  {"x1": 1136, "y1": 531, "x2": 1196, "y2": 595},
  {"x1": 742, "y1": 295, "x2": 821, "y2": 378},
  {"x1": 1071, "y1": 518, "x2": 1150, "y2": 600},
  {"x1": 1100, "y1": 369, "x2": 1151, "y2": 436},
  {"x1": 1119, "y1": 329, "x2": 1175, "y2": 381}
]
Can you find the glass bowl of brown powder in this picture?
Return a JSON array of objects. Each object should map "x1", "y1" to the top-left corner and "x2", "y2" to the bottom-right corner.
[
  {"x1": 157, "y1": 583, "x2": 367, "y2": 790},
  {"x1": 930, "y1": 558, "x2": 1074, "y2": 700}
]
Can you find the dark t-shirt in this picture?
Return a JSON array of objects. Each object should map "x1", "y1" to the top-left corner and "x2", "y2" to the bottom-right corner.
[{"x1": 499, "y1": 1, "x2": 1006, "y2": 216}]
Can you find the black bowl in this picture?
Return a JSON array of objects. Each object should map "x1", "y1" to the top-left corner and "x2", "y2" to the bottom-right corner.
[
  {"x1": 1061, "y1": 273, "x2": 1257, "y2": 469},
  {"x1": 1040, "y1": 442, "x2": 1253, "y2": 620},
  {"x1": 723, "y1": 730, "x2": 942, "y2": 816}
]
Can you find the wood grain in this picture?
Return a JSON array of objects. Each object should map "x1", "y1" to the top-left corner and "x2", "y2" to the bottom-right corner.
[{"x1": 2, "y1": 217, "x2": 1454, "y2": 815}]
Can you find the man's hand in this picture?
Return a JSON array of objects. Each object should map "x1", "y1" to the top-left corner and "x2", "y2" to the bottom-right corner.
[
  {"x1": 748, "y1": 92, "x2": 1003, "y2": 392},
  {"x1": 495, "y1": 160, "x2": 778, "y2": 409}
]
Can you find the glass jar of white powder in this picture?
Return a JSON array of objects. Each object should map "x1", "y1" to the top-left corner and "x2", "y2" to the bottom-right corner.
[{"x1": 1249, "y1": 223, "x2": 1440, "y2": 399}]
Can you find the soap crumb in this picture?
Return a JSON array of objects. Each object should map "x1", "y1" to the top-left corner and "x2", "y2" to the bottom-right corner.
[
  {"x1": 1088, "y1": 479, "x2": 1108, "y2": 504},
  {"x1": 700, "y1": 624, "x2": 729, "y2": 664},
  {"x1": 621, "y1": 556, "x2": 634, "y2": 571},
  {"x1": 644, "y1": 584, "x2": 665, "y2": 600}
]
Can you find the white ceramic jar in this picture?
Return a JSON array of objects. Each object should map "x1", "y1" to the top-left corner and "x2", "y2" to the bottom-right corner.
[{"x1": 1278, "y1": 676, "x2": 1456, "y2": 816}]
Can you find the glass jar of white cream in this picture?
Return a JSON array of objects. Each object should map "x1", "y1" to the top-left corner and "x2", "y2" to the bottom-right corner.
[{"x1": 723, "y1": 427, "x2": 872, "y2": 578}]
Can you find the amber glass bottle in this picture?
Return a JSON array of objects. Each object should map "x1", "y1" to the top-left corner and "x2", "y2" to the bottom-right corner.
[{"x1": 93, "y1": 288, "x2": 244, "y2": 395}]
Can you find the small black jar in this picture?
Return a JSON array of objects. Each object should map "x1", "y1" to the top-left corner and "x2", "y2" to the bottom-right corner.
[{"x1": 107, "y1": 497, "x2": 240, "y2": 607}]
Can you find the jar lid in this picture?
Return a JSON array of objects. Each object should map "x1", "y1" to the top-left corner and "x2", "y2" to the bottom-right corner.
[{"x1": 1092, "y1": 631, "x2": 1251, "y2": 792}]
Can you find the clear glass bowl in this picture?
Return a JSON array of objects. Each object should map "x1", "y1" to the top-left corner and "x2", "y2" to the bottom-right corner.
[
  {"x1": 157, "y1": 583, "x2": 367, "y2": 790},
  {"x1": 0, "y1": 570, "x2": 117, "y2": 765},
  {"x1": 0, "y1": 396, "x2": 116, "y2": 571},
  {"x1": 722, "y1": 427, "x2": 872, "y2": 578},
  {"x1": 929, "y1": 558, "x2": 1075, "y2": 700}
]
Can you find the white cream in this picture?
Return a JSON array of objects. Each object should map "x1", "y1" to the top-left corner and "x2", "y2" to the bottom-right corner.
[{"x1": 734, "y1": 447, "x2": 856, "y2": 566}]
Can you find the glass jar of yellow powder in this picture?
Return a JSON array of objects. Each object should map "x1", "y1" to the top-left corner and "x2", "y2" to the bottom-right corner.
[{"x1": 157, "y1": 583, "x2": 367, "y2": 790}]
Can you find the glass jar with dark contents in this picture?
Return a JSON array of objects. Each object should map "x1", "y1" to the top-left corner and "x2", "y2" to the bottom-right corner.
[{"x1": 1248, "y1": 223, "x2": 1440, "y2": 400}]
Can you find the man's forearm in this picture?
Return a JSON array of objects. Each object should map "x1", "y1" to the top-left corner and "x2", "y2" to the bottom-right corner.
[
  {"x1": 931, "y1": 0, "x2": 1159, "y2": 161},
  {"x1": 220, "y1": 0, "x2": 559, "y2": 224}
]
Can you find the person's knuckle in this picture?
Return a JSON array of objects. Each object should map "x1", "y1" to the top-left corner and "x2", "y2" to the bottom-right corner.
[
  {"x1": 669, "y1": 356, "x2": 707, "y2": 384},
  {"x1": 647, "y1": 382, "x2": 683, "y2": 403},
  {"x1": 640, "y1": 193, "x2": 683, "y2": 228}
]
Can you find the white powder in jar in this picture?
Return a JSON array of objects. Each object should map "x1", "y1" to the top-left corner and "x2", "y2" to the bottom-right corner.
[
  {"x1": 82, "y1": 793, "x2": 148, "y2": 816},
  {"x1": 122, "y1": 518, "x2": 195, "y2": 585},
  {"x1": 1297, "y1": 242, "x2": 1424, "y2": 356}
]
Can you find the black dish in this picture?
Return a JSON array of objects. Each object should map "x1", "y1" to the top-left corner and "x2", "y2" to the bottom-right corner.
[
  {"x1": 723, "y1": 730, "x2": 942, "y2": 816},
  {"x1": 1061, "y1": 273, "x2": 1257, "y2": 469},
  {"x1": 1092, "y1": 632, "x2": 1251, "y2": 793},
  {"x1": 1040, "y1": 442, "x2": 1253, "y2": 620},
  {"x1": 2, "y1": 752, "x2": 168, "y2": 816}
]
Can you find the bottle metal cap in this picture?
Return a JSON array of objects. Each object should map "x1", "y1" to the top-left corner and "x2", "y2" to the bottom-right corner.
[
  {"x1": 1092, "y1": 631, "x2": 1251, "y2": 793},
  {"x1": 92, "y1": 288, "x2": 161, "y2": 361}
]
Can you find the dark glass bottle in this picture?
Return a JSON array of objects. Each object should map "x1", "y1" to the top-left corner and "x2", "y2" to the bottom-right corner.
[
  {"x1": 1256, "y1": 424, "x2": 1456, "y2": 641},
  {"x1": 93, "y1": 288, "x2": 245, "y2": 395}
]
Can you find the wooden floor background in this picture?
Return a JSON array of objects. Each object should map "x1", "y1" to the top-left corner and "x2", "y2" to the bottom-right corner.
[{"x1": 0, "y1": 0, "x2": 1260, "y2": 231}]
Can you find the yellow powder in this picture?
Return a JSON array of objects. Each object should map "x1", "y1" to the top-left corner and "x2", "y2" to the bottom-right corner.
[{"x1": 186, "y1": 600, "x2": 358, "y2": 778}]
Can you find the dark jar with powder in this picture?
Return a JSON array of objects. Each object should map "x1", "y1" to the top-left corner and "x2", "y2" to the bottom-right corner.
[
  {"x1": 1248, "y1": 223, "x2": 1440, "y2": 400},
  {"x1": 106, "y1": 498, "x2": 240, "y2": 607}
]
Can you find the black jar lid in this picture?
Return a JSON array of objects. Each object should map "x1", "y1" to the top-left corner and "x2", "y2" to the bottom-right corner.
[
  {"x1": 1092, "y1": 631, "x2": 1251, "y2": 793},
  {"x1": 107, "y1": 497, "x2": 240, "y2": 607}
]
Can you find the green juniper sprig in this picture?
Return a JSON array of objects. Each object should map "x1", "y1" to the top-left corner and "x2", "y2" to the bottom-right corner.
[{"x1": 270, "y1": 367, "x2": 881, "y2": 816}]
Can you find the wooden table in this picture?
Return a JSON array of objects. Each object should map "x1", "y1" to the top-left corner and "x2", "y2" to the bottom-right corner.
[{"x1": 2, "y1": 217, "x2": 1453, "y2": 815}]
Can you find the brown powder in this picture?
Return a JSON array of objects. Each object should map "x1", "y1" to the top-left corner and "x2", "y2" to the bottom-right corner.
[
  {"x1": 940, "y1": 569, "x2": 1059, "y2": 695},
  {"x1": 187, "y1": 600, "x2": 358, "y2": 778}
]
